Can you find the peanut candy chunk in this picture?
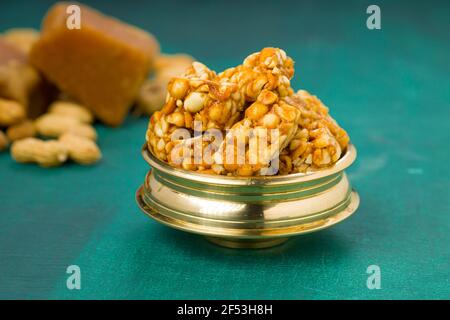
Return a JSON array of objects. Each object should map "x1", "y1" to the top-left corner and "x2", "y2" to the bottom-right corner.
[
  {"x1": 146, "y1": 48, "x2": 350, "y2": 176},
  {"x1": 146, "y1": 48, "x2": 296, "y2": 167},
  {"x1": 279, "y1": 90, "x2": 349, "y2": 174},
  {"x1": 146, "y1": 61, "x2": 217, "y2": 163},
  {"x1": 213, "y1": 90, "x2": 300, "y2": 176}
]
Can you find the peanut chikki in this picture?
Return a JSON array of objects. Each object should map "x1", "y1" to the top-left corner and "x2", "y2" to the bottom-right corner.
[
  {"x1": 146, "y1": 48, "x2": 349, "y2": 176},
  {"x1": 146, "y1": 48, "x2": 294, "y2": 163},
  {"x1": 279, "y1": 90, "x2": 349, "y2": 174}
]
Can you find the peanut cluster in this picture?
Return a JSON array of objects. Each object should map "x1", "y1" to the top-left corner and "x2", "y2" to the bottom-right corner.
[
  {"x1": 146, "y1": 48, "x2": 349, "y2": 176},
  {"x1": 0, "y1": 98, "x2": 102, "y2": 167}
]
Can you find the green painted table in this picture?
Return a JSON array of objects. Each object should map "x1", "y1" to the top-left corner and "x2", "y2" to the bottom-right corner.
[{"x1": 0, "y1": 0, "x2": 449, "y2": 299}]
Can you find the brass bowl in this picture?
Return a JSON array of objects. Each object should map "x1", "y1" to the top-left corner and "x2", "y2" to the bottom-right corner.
[{"x1": 136, "y1": 144, "x2": 360, "y2": 249}]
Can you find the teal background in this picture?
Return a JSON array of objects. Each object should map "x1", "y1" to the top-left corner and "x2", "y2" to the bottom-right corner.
[{"x1": 0, "y1": 0, "x2": 449, "y2": 299}]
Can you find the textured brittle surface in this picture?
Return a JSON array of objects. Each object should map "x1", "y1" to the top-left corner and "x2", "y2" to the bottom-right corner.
[
  {"x1": 279, "y1": 90, "x2": 349, "y2": 174},
  {"x1": 146, "y1": 48, "x2": 294, "y2": 163},
  {"x1": 146, "y1": 48, "x2": 350, "y2": 176}
]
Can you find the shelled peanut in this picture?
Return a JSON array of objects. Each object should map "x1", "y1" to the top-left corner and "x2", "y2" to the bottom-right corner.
[
  {"x1": 48, "y1": 101, "x2": 94, "y2": 124},
  {"x1": 2, "y1": 28, "x2": 40, "y2": 54},
  {"x1": 0, "y1": 98, "x2": 26, "y2": 127},
  {"x1": 10, "y1": 133, "x2": 101, "y2": 167},
  {"x1": 11, "y1": 137, "x2": 68, "y2": 167},
  {"x1": 6, "y1": 120, "x2": 36, "y2": 141},
  {"x1": 5, "y1": 100, "x2": 102, "y2": 167},
  {"x1": 35, "y1": 113, "x2": 97, "y2": 141},
  {"x1": 136, "y1": 54, "x2": 195, "y2": 116},
  {"x1": 59, "y1": 133, "x2": 102, "y2": 165}
]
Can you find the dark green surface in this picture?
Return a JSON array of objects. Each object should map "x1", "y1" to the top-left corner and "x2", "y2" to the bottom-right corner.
[{"x1": 0, "y1": 0, "x2": 449, "y2": 299}]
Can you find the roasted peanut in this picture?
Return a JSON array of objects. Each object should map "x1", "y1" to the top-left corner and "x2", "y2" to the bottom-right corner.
[
  {"x1": 35, "y1": 114, "x2": 78, "y2": 136},
  {"x1": 261, "y1": 113, "x2": 280, "y2": 129},
  {"x1": 2, "y1": 28, "x2": 39, "y2": 54},
  {"x1": 66, "y1": 124, "x2": 97, "y2": 141},
  {"x1": 49, "y1": 101, "x2": 94, "y2": 124},
  {"x1": 136, "y1": 79, "x2": 167, "y2": 115},
  {"x1": 11, "y1": 137, "x2": 68, "y2": 167},
  {"x1": 59, "y1": 133, "x2": 102, "y2": 165},
  {"x1": 154, "y1": 54, "x2": 194, "y2": 80},
  {"x1": 274, "y1": 103, "x2": 298, "y2": 122},
  {"x1": 35, "y1": 114, "x2": 97, "y2": 140},
  {"x1": 282, "y1": 91, "x2": 349, "y2": 173},
  {"x1": 6, "y1": 120, "x2": 36, "y2": 141},
  {"x1": 166, "y1": 112, "x2": 185, "y2": 127},
  {"x1": 257, "y1": 89, "x2": 278, "y2": 105},
  {"x1": 0, "y1": 98, "x2": 26, "y2": 126},
  {"x1": 237, "y1": 164, "x2": 254, "y2": 177},
  {"x1": 245, "y1": 102, "x2": 269, "y2": 121},
  {"x1": 168, "y1": 78, "x2": 190, "y2": 99},
  {"x1": 208, "y1": 103, "x2": 224, "y2": 122},
  {"x1": 184, "y1": 92, "x2": 207, "y2": 113}
]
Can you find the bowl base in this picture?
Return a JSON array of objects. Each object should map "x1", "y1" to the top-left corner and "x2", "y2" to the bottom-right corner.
[{"x1": 205, "y1": 236, "x2": 289, "y2": 249}]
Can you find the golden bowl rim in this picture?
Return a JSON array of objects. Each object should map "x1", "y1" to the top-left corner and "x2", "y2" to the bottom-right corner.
[{"x1": 141, "y1": 143, "x2": 357, "y2": 186}]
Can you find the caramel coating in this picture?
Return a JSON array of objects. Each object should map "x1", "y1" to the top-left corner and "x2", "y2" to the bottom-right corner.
[{"x1": 146, "y1": 48, "x2": 349, "y2": 176}]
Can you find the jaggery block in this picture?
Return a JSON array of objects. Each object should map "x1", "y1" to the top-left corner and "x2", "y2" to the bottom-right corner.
[
  {"x1": 0, "y1": 39, "x2": 56, "y2": 118},
  {"x1": 30, "y1": 3, "x2": 160, "y2": 126}
]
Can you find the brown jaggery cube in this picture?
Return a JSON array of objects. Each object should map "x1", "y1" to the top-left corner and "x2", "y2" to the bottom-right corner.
[
  {"x1": 0, "y1": 39, "x2": 56, "y2": 118},
  {"x1": 30, "y1": 2, "x2": 160, "y2": 126}
]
